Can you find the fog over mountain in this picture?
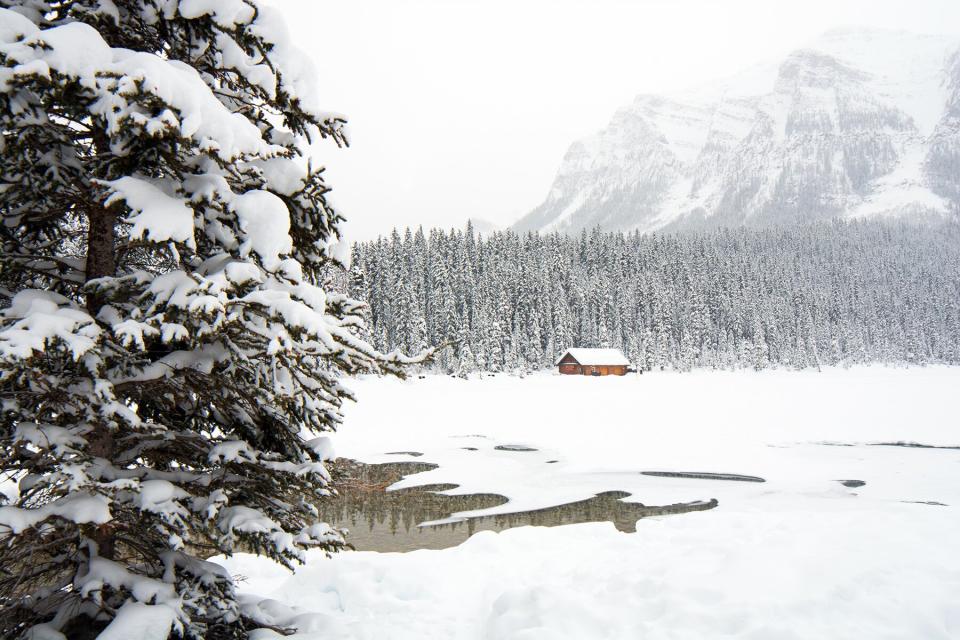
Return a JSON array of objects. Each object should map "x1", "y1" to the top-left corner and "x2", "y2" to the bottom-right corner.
[{"x1": 514, "y1": 29, "x2": 960, "y2": 234}]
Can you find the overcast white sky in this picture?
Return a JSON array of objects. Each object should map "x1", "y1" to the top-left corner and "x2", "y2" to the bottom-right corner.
[{"x1": 273, "y1": 0, "x2": 960, "y2": 241}]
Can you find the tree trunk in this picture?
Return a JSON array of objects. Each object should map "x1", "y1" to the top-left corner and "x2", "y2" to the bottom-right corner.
[
  {"x1": 85, "y1": 201, "x2": 117, "y2": 558},
  {"x1": 85, "y1": 204, "x2": 116, "y2": 316}
]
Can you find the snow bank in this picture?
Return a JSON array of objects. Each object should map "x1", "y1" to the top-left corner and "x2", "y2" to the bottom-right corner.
[{"x1": 222, "y1": 505, "x2": 960, "y2": 639}]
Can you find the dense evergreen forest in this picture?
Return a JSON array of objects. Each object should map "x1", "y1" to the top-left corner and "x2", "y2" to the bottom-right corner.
[{"x1": 341, "y1": 221, "x2": 960, "y2": 373}]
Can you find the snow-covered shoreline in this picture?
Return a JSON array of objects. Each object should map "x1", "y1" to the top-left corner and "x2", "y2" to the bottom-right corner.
[
  {"x1": 222, "y1": 367, "x2": 960, "y2": 639},
  {"x1": 226, "y1": 506, "x2": 960, "y2": 640}
]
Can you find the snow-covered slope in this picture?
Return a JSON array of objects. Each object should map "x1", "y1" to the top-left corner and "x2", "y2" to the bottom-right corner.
[{"x1": 515, "y1": 29, "x2": 960, "y2": 234}]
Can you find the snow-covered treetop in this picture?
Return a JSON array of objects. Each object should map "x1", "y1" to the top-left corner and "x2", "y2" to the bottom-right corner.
[{"x1": 0, "y1": 0, "x2": 353, "y2": 271}]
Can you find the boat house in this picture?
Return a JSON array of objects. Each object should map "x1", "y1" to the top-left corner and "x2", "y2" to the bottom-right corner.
[{"x1": 555, "y1": 348, "x2": 631, "y2": 376}]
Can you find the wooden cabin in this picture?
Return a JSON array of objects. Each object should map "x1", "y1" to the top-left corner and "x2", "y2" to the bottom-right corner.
[{"x1": 555, "y1": 348, "x2": 630, "y2": 376}]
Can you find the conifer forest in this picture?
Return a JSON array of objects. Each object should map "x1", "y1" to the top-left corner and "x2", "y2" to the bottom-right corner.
[{"x1": 346, "y1": 221, "x2": 960, "y2": 372}]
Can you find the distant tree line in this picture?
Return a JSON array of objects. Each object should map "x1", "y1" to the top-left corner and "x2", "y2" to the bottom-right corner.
[{"x1": 339, "y1": 221, "x2": 960, "y2": 373}]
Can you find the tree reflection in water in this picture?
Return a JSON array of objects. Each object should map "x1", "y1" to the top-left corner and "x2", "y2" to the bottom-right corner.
[{"x1": 323, "y1": 461, "x2": 717, "y2": 552}]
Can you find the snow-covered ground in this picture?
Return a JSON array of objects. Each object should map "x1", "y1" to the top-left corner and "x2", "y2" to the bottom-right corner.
[{"x1": 221, "y1": 367, "x2": 960, "y2": 639}]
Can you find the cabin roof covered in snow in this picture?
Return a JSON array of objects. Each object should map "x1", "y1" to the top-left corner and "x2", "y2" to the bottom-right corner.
[{"x1": 555, "y1": 348, "x2": 630, "y2": 366}]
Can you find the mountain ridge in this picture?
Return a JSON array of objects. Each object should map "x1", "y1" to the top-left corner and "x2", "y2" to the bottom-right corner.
[{"x1": 514, "y1": 28, "x2": 960, "y2": 234}]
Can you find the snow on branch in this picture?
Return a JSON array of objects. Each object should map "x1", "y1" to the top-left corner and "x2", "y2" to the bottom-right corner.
[{"x1": 0, "y1": 290, "x2": 100, "y2": 360}]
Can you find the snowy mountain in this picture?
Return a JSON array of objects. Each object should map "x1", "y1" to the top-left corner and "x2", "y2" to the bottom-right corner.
[{"x1": 514, "y1": 29, "x2": 960, "y2": 234}]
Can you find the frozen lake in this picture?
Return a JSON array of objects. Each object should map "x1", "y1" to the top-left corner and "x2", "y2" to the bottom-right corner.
[
  {"x1": 333, "y1": 367, "x2": 960, "y2": 518},
  {"x1": 222, "y1": 367, "x2": 960, "y2": 639}
]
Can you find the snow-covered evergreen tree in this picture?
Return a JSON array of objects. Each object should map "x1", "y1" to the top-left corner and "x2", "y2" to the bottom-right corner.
[{"x1": 0, "y1": 2, "x2": 408, "y2": 637}]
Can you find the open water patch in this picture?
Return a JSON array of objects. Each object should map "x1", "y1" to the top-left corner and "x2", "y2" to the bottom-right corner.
[
  {"x1": 641, "y1": 471, "x2": 766, "y2": 483},
  {"x1": 322, "y1": 460, "x2": 717, "y2": 552},
  {"x1": 494, "y1": 444, "x2": 539, "y2": 452},
  {"x1": 871, "y1": 441, "x2": 960, "y2": 450},
  {"x1": 838, "y1": 479, "x2": 866, "y2": 488},
  {"x1": 819, "y1": 441, "x2": 960, "y2": 450}
]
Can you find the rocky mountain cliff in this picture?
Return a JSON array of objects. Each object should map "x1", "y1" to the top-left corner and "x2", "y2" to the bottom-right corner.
[{"x1": 514, "y1": 29, "x2": 960, "y2": 234}]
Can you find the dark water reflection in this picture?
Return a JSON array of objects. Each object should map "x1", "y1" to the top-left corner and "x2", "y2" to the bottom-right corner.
[{"x1": 323, "y1": 461, "x2": 717, "y2": 552}]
